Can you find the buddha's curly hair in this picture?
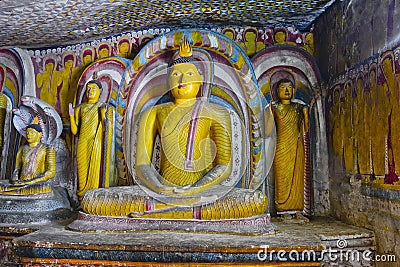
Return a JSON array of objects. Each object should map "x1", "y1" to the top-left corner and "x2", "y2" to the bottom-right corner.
[
  {"x1": 87, "y1": 80, "x2": 102, "y2": 91},
  {"x1": 26, "y1": 123, "x2": 42, "y2": 133}
]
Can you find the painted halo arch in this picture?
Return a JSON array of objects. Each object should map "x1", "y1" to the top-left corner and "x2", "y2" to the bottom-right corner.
[
  {"x1": 75, "y1": 57, "x2": 131, "y2": 107},
  {"x1": 252, "y1": 45, "x2": 322, "y2": 103},
  {"x1": 120, "y1": 29, "x2": 273, "y2": 205},
  {"x1": 0, "y1": 49, "x2": 27, "y2": 180}
]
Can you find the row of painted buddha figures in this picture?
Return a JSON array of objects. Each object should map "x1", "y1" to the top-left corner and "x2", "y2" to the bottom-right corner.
[{"x1": 0, "y1": 39, "x2": 309, "y2": 221}]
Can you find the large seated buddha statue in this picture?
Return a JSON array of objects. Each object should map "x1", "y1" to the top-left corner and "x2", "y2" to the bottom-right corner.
[{"x1": 77, "y1": 31, "x2": 274, "y2": 227}]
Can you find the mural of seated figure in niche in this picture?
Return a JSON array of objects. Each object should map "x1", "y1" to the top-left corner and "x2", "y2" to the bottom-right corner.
[
  {"x1": 269, "y1": 71, "x2": 310, "y2": 222},
  {"x1": 97, "y1": 42, "x2": 112, "y2": 59},
  {"x1": 116, "y1": 37, "x2": 132, "y2": 58},
  {"x1": 80, "y1": 34, "x2": 275, "y2": 222},
  {"x1": 81, "y1": 46, "x2": 95, "y2": 67}
]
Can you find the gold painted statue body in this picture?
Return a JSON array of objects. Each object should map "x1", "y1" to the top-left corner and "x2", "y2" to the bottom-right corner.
[
  {"x1": 272, "y1": 79, "x2": 309, "y2": 213},
  {"x1": 81, "y1": 40, "x2": 268, "y2": 219},
  {"x1": 139, "y1": 100, "x2": 231, "y2": 188},
  {"x1": 0, "y1": 124, "x2": 56, "y2": 195},
  {"x1": 69, "y1": 80, "x2": 115, "y2": 198}
]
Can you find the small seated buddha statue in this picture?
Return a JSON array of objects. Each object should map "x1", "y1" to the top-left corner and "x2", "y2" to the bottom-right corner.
[
  {"x1": 81, "y1": 39, "x2": 268, "y2": 220},
  {"x1": 0, "y1": 96, "x2": 71, "y2": 224},
  {"x1": 0, "y1": 118, "x2": 56, "y2": 195}
]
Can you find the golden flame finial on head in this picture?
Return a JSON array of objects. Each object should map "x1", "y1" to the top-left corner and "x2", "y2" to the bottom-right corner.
[
  {"x1": 179, "y1": 38, "x2": 192, "y2": 58},
  {"x1": 170, "y1": 38, "x2": 194, "y2": 67},
  {"x1": 26, "y1": 116, "x2": 43, "y2": 133},
  {"x1": 32, "y1": 116, "x2": 40, "y2": 125},
  {"x1": 92, "y1": 71, "x2": 98, "y2": 81}
]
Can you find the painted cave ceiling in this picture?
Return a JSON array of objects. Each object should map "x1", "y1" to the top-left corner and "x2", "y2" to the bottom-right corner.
[{"x1": 0, "y1": 0, "x2": 337, "y2": 48}]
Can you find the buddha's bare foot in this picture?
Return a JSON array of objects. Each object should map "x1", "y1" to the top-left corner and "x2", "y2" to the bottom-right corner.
[
  {"x1": 157, "y1": 186, "x2": 176, "y2": 195},
  {"x1": 129, "y1": 211, "x2": 146, "y2": 217},
  {"x1": 277, "y1": 211, "x2": 309, "y2": 224},
  {"x1": 293, "y1": 211, "x2": 309, "y2": 223},
  {"x1": 277, "y1": 213, "x2": 293, "y2": 222},
  {"x1": 173, "y1": 185, "x2": 191, "y2": 194}
]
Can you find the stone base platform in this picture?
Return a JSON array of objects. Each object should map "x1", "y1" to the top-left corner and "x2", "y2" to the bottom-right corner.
[
  {"x1": 67, "y1": 212, "x2": 277, "y2": 235},
  {"x1": 9, "y1": 216, "x2": 375, "y2": 266},
  {"x1": 0, "y1": 187, "x2": 72, "y2": 224}
]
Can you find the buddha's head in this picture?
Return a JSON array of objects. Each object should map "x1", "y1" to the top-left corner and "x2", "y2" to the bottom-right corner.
[
  {"x1": 276, "y1": 78, "x2": 294, "y2": 102},
  {"x1": 26, "y1": 122, "x2": 42, "y2": 146},
  {"x1": 169, "y1": 63, "x2": 203, "y2": 100},
  {"x1": 82, "y1": 48, "x2": 94, "y2": 65},
  {"x1": 44, "y1": 57, "x2": 55, "y2": 72},
  {"x1": 118, "y1": 39, "x2": 131, "y2": 55},
  {"x1": 168, "y1": 39, "x2": 204, "y2": 101},
  {"x1": 44, "y1": 62, "x2": 54, "y2": 72},
  {"x1": 86, "y1": 79, "x2": 102, "y2": 104},
  {"x1": 64, "y1": 54, "x2": 75, "y2": 69},
  {"x1": 274, "y1": 30, "x2": 286, "y2": 44},
  {"x1": 83, "y1": 55, "x2": 92, "y2": 65},
  {"x1": 98, "y1": 43, "x2": 111, "y2": 59}
]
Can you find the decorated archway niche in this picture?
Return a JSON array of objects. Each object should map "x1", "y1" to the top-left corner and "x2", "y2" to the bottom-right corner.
[
  {"x1": 119, "y1": 29, "x2": 275, "y2": 206},
  {"x1": 252, "y1": 45, "x2": 329, "y2": 216},
  {"x1": 252, "y1": 45, "x2": 321, "y2": 101},
  {"x1": 70, "y1": 29, "x2": 279, "y2": 228}
]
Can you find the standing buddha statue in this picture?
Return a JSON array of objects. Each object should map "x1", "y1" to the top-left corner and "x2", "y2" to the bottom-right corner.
[
  {"x1": 272, "y1": 78, "x2": 309, "y2": 218},
  {"x1": 69, "y1": 74, "x2": 116, "y2": 199}
]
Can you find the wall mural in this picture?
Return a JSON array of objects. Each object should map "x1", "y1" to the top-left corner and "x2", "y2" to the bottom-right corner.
[
  {"x1": 328, "y1": 46, "x2": 400, "y2": 189},
  {"x1": 30, "y1": 26, "x2": 314, "y2": 104}
]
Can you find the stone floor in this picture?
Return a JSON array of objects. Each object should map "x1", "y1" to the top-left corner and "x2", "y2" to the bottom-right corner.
[{"x1": 1, "y1": 216, "x2": 375, "y2": 266}]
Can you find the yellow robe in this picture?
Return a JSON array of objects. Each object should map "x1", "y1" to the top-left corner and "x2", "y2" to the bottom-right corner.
[
  {"x1": 76, "y1": 102, "x2": 115, "y2": 197},
  {"x1": 273, "y1": 102, "x2": 306, "y2": 212}
]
